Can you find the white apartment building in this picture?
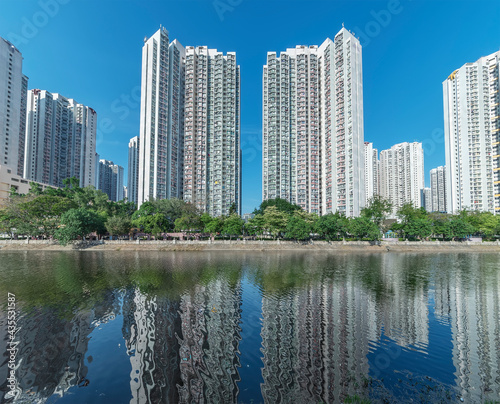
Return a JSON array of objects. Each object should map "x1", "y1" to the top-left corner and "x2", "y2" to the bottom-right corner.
[
  {"x1": 430, "y1": 165, "x2": 447, "y2": 213},
  {"x1": 263, "y1": 27, "x2": 364, "y2": 216},
  {"x1": 0, "y1": 38, "x2": 28, "y2": 176},
  {"x1": 138, "y1": 27, "x2": 185, "y2": 206},
  {"x1": 421, "y1": 187, "x2": 432, "y2": 212},
  {"x1": 183, "y1": 46, "x2": 241, "y2": 216},
  {"x1": 138, "y1": 27, "x2": 241, "y2": 216},
  {"x1": 379, "y1": 142, "x2": 424, "y2": 215},
  {"x1": 364, "y1": 142, "x2": 379, "y2": 202},
  {"x1": 444, "y1": 51, "x2": 500, "y2": 214},
  {"x1": 97, "y1": 159, "x2": 124, "y2": 202},
  {"x1": 24, "y1": 89, "x2": 97, "y2": 188},
  {"x1": 128, "y1": 136, "x2": 139, "y2": 205}
]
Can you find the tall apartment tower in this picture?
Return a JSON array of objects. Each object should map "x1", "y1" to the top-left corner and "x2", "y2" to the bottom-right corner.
[
  {"x1": 379, "y1": 142, "x2": 424, "y2": 215},
  {"x1": 444, "y1": 51, "x2": 500, "y2": 214},
  {"x1": 0, "y1": 38, "x2": 28, "y2": 176},
  {"x1": 24, "y1": 89, "x2": 97, "y2": 188},
  {"x1": 263, "y1": 27, "x2": 364, "y2": 216},
  {"x1": 421, "y1": 187, "x2": 432, "y2": 212},
  {"x1": 364, "y1": 142, "x2": 379, "y2": 201},
  {"x1": 430, "y1": 165, "x2": 447, "y2": 213},
  {"x1": 128, "y1": 136, "x2": 139, "y2": 205},
  {"x1": 138, "y1": 28, "x2": 185, "y2": 206},
  {"x1": 97, "y1": 159, "x2": 124, "y2": 202},
  {"x1": 183, "y1": 46, "x2": 241, "y2": 216}
]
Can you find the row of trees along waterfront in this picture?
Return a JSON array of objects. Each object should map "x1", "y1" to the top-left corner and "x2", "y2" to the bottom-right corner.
[{"x1": 1, "y1": 180, "x2": 499, "y2": 244}]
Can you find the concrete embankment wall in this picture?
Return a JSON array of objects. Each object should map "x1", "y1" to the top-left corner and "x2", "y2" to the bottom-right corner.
[{"x1": 1, "y1": 239, "x2": 500, "y2": 252}]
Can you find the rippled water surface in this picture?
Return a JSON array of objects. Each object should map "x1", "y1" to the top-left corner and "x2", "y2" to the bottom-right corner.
[{"x1": 0, "y1": 251, "x2": 499, "y2": 403}]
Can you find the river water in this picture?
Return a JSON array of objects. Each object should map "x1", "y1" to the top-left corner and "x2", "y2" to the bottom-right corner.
[{"x1": 0, "y1": 251, "x2": 499, "y2": 403}]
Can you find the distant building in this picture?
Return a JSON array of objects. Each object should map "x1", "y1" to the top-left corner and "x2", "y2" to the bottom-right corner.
[
  {"x1": 0, "y1": 37, "x2": 28, "y2": 176},
  {"x1": 24, "y1": 89, "x2": 97, "y2": 188},
  {"x1": 430, "y1": 166, "x2": 447, "y2": 213},
  {"x1": 379, "y1": 142, "x2": 424, "y2": 215},
  {"x1": 364, "y1": 142, "x2": 379, "y2": 201},
  {"x1": 128, "y1": 136, "x2": 139, "y2": 205},
  {"x1": 262, "y1": 27, "x2": 365, "y2": 216},
  {"x1": 97, "y1": 159, "x2": 124, "y2": 202},
  {"x1": 444, "y1": 51, "x2": 500, "y2": 214},
  {"x1": 242, "y1": 213, "x2": 255, "y2": 222},
  {"x1": 421, "y1": 187, "x2": 432, "y2": 212}
]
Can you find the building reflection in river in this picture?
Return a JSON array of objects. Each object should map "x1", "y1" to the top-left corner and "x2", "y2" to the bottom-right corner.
[{"x1": 1, "y1": 252, "x2": 500, "y2": 403}]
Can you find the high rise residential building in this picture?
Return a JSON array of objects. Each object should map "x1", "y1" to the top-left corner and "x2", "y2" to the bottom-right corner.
[
  {"x1": 444, "y1": 51, "x2": 500, "y2": 214},
  {"x1": 97, "y1": 159, "x2": 124, "y2": 202},
  {"x1": 421, "y1": 187, "x2": 432, "y2": 212},
  {"x1": 128, "y1": 136, "x2": 139, "y2": 205},
  {"x1": 24, "y1": 89, "x2": 97, "y2": 188},
  {"x1": 0, "y1": 37, "x2": 28, "y2": 176},
  {"x1": 183, "y1": 46, "x2": 241, "y2": 216},
  {"x1": 138, "y1": 28, "x2": 185, "y2": 206},
  {"x1": 262, "y1": 27, "x2": 364, "y2": 216},
  {"x1": 364, "y1": 142, "x2": 379, "y2": 202},
  {"x1": 138, "y1": 27, "x2": 241, "y2": 216},
  {"x1": 379, "y1": 142, "x2": 424, "y2": 215},
  {"x1": 430, "y1": 165, "x2": 447, "y2": 213}
]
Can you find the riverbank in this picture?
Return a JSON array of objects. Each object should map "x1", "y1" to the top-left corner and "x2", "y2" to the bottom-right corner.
[{"x1": 1, "y1": 239, "x2": 500, "y2": 252}]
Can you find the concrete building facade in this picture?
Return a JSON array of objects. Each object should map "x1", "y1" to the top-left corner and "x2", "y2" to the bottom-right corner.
[
  {"x1": 443, "y1": 51, "x2": 500, "y2": 213},
  {"x1": 0, "y1": 38, "x2": 28, "y2": 176},
  {"x1": 262, "y1": 27, "x2": 365, "y2": 216}
]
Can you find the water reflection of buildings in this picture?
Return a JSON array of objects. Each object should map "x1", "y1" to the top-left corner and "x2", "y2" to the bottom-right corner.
[
  {"x1": 260, "y1": 276, "x2": 378, "y2": 403},
  {"x1": 177, "y1": 279, "x2": 243, "y2": 403},
  {"x1": 434, "y1": 254, "x2": 500, "y2": 402},
  {"x1": 378, "y1": 254, "x2": 429, "y2": 348},
  {"x1": 121, "y1": 275, "x2": 243, "y2": 404},
  {"x1": 122, "y1": 288, "x2": 182, "y2": 404},
  {"x1": 259, "y1": 253, "x2": 434, "y2": 403},
  {"x1": 0, "y1": 290, "x2": 119, "y2": 402}
]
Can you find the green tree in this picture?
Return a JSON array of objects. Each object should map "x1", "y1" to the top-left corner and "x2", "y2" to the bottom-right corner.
[
  {"x1": 152, "y1": 198, "x2": 198, "y2": 231},
  {"x1": 55, "y1": 208, "x2": 105, "y2": 245},
  {"x1": 245, "y1": 214, "x2": 265, "y2": 238},
  {"x1": 286, "y1": 215, "x2": 311, "y2": 241},
  {"x1": 174, "y1": 214, "x2": 203, "y2": 232},
  {"x1": 4, "y1": 194, "x2": 76, "y2": 238},
  {"x1": 429, "y1": 212, "x2": 449, "y2": 239},
  {"x1": 222, "y1": 214, "x2": 244, "y2": 239},
  {"x1": 203, "y1": 215, "x2": 224, "y2": 237},
  {"x1": 444, "y1": 216, "x2": 475, "y2": 240},
  {"x1": 361, "y1": 196, "x2": 392, "y2": 233},
  {"x1": 467, "y1": 211, "x2": 498, "y2": 238},
  {"x1": 253, "y1": 197, "x2": 302, "y2": 216},
  {"x1": 262, "y1": 206, "x2": 288, "y2": 239},
  {"x1": 28, "y1": 182, "x2": 43, "y2": 196},
  {"x1": 73, "y1": 186, "x2": 110, "y2": 213},
  {"x1": 109, "y1": 200, "x2": 137, "y2": 218},
  {"x1": 105, "y1": 215, "x2": 132, "y2": 239},
  {"x1": 406, "y1": 217, "x2": 433, "y2": 240},
  {"x1": 315, "y1": 212, "x2": 348, "y2": 240},
  {"x1": 395, "y1": 203, "x2": 430, "y2": 240},
  {"x1": 131, "y1": 201, "x2": 169, "y2": 236},
  {"x1": 348, "y1": 216, "x2": 380, "y2": 240},
  {"x1": 0, "y1": 208, "x2": 15, "y2": 238}
]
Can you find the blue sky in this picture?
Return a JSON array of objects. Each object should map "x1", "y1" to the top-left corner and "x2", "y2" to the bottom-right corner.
[{"x1": 1, "y1": 0, "x2": 499, "y2": 213}]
